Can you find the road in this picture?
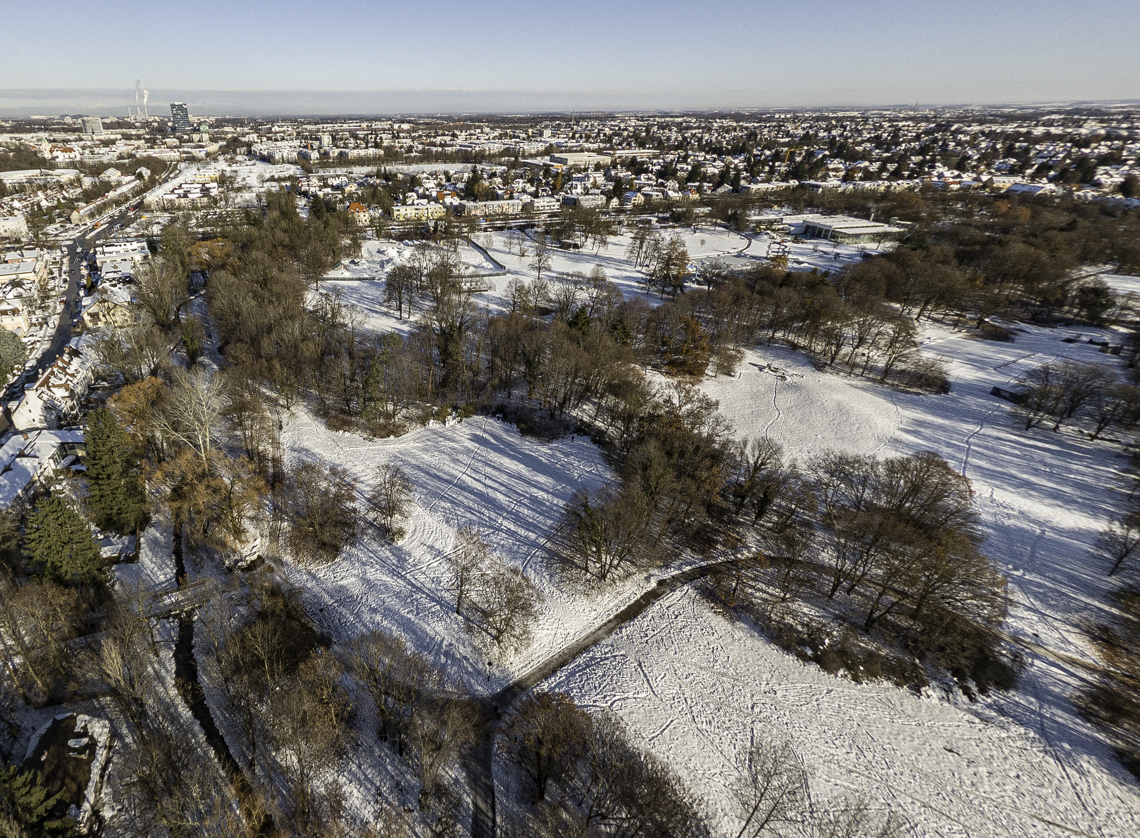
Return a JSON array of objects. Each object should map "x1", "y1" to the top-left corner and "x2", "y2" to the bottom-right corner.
[{"x1": 4, "y1": 208, "x2": 134, "y2": 409}]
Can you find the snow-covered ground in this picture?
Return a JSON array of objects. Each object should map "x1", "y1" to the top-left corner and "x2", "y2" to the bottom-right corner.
[
  {"x1": 320, "y1": 226, "x2": 890, "y2": 348},
  {"x1": 547, "y1": 585, "x2": 1139, "y2": 837},
  {"x1": 320, "y1": 227, "x2": 755, "y2": 338},
  {"x1": 277, "y1": 408, "x2": 649, "y2": 688},
  {"x1": 554, "y1": 320, "x2": 1139, "y2": 836},
  {"x1": 304, "y1": 233, "x2": 1140, "y2": 835},
  {"x1": 324, "y1": 238, "x2": 502, "y2": 282}
]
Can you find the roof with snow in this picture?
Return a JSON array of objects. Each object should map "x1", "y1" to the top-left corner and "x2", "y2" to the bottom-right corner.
[{"x1": 0, "y1": 428, "x2": 85, "y2": 508}]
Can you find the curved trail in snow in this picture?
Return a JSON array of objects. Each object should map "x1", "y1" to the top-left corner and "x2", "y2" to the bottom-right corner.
[
  {"x1": 466, "y1": 552, "x2": 766, "y2": 838},
  {"x1": 960, "y1": 402, "x2": 1004, "y2": 478},
  {"x1": 762, "y1": 377, "x2": 782, "y2": 440}
]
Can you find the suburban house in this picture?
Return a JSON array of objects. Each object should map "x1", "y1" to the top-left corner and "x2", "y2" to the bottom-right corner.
[
  {"x1": 81, "y1": 283, "x2": 134, "y2": 331},
  {"x1": 347, "y1": 202, "x2": 371, "y2": 226},
  {"x1": 0, "y1": 428, "x2": 85, "y2": 509},
  {"x1": 0, "y1": 298, "x2": 29, "y2": 336}
]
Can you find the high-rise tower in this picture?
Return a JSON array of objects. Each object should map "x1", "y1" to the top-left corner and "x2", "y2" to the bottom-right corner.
[{"x1": 170, "y1": 102, "x2": 191, "y2": 132}]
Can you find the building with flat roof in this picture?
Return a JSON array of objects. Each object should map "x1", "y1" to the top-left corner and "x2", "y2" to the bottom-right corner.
[
  {"x1": 80, "y1": 116, "x2": 103, "y2": 136},
  {"x1": 798, "y1": 215, "x2": 906, "y2": 245},
  {"x1": 390, "y1": 203, "x2": 448, "y2": 222},
  {"x1": 170, "y1": 102, "x2": 191, "y2": 132}
]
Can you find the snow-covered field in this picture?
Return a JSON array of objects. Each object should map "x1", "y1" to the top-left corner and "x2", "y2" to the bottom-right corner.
[
  {"x1": 277, "y1": 409, "x2": 658, "y2": 689},
  {"x1": 558, "y1": 321, "x2": 1139, "y2": 836},
  {"x1": 547, "y1": 585, "x2": 1138, "y2": 837},
  {"x1": 321, "y1": 227, "x2": 754, "y2": 337},
  {"x1": 321, "y1": 226, "x2": 888, "y2": 346},
  {"x1": 302, "y1": 233, "x2": 1140, "y2": 835}
]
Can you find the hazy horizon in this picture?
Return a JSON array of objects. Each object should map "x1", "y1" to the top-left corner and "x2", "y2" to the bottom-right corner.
[
  {"x1": 3, "y1": 0, "x2": 1138, "y2": 119},
  {"x1": 2, "y1": 87, "x2": 1138, "y2": 121}
]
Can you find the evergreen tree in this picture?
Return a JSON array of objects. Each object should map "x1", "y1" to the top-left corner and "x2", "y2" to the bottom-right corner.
[
  {"x1": 0, "y1": 329, "x2": 27, "y2": 384},
  {"x1": 0, "y1": 508, "x2": 20, "y2": 579},
  {"x1": 0, "y1": 764, "x2": 78, "y2": 837},
  {"x1": 84, "y1": 408, "x2": 148, "y2": 535},
  {"x1": 23, "y1": 495, "x2": 105, "y2": 588}
]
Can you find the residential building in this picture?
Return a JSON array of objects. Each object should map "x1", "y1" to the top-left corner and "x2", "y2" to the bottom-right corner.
[
  {"x1": 347, "y1": 202, "x2": 371, "y2": 226},
  {"x1": 0, "y1": 429, "x2": 86, "y2": 510},
  {"x1": 11, "y1": 342, "x2": 96, "y2": 430},
  {"x1": 454, "y1": 199, "x2": 522, "y2": 217},
  {"x1": 561, "y1": 194, "x2": 607, "y2": 209},
  {"x1": 389, "y1": 203, "x2": 448, "y2": 222},
  {"x1": 0, "y1": 299, "x2": 30, "y2": 336},
  {"x1": 81, "y1": 284, "x2": 134, "y2": 331},
  {"x1": 522, "y1": 196, "x2": 561, "y2": 214},
  {"x1": 0, "y1": 255, "x2": 48, "y2": 287}
]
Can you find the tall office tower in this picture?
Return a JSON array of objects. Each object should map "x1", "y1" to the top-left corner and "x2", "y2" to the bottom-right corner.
[
  {"x1": 170, "y1": 102, "x2": 192, "y2": 132},
  {"x1": 80, "y1": 116, "x2": 103, "y2": 135}
]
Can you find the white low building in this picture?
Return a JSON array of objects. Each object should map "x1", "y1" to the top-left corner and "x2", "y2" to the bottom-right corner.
[
  {"x1": 0, "y1": 298, "x2": 30, "y2": 336},
  {"x1": 95, "y1": 240, "x2": 150, "y2": 266},
  {"x1": 390, "y1": 203, "x2": 448, "y2": 222},
  {"x1": 454, "y1": 200, "x2": 522, "y2": 217},
  {"x1": 0, "y1": 428, "x2": 85, "y2": 509},
  {"x1": 522, "y1": 196, "x2": 561, "y2": 214}
]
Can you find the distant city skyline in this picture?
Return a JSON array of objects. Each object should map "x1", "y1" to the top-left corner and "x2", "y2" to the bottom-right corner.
[{"x1": 2, "y1": 0, "x2": 1138, "y2": 117}]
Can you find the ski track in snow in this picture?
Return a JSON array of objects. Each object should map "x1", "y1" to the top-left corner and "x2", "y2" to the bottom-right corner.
[
  {"x1": 763, "y1": 376, "x2": 782, "y2": 440},
  {"x1": 960, "y1": 401, "x2": 1004, "y2": 477}
]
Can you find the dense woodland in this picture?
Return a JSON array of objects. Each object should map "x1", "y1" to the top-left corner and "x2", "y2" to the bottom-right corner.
[{"x1": 2, "y1": 180, "x2": 1140, "y2": 835}]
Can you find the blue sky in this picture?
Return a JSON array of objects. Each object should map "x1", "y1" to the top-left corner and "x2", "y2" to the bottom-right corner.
[{"x1": 2, "y1": 0, "x2": 1138, "y2": 114}]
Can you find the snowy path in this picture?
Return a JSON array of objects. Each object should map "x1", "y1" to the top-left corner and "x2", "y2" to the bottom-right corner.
[{"x1": 469, "y1": 553, "x2": 768, "y2": 838}]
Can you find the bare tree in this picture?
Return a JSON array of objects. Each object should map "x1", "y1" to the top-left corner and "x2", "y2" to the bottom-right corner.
[
  {"x1": 345, "y1": 629, "x2": 441, "y2": 757},
  {"x1": 506, "y1": 276, "x2": 531, "y2": 314},
  {"x1": 154, "y1": 368, "x2": 228, "y2": 466},
  {"x1": 472, "y1": 557, "x2": 541, "y2": 651},
  {"x1": 1014, "y1": 363, "x2": 1064, "y2": 430},
  {"x1": 224, "y1": 370, "x2": 277, "y2": 470},
  {"x1": 385, "y1": 264, "x2": 419, "y2": 320},
  {"x1": 729, "y1": 438, "x2": 788, "y2": 522},
  {"x1": 446, "y1": 527, "x2": 487, "y2": 615},
  {"x1": 369, "y1": 464, "x2": 415, "y2": 542},
  {"x1": 94, "y1": 319, "x2": 175, "y2": 384},
  {"x1": 498, "y1": 690, "x2": 592, "y2": 804},
  {"x1": 0, "y1": 580, "x2": 82, "y2": 704},
  {"x1": 267, "y1": 654, "x2": 351, "y2": 831},
  {"x1": 1095, "y1": 511, "x2": 1140, "y2": 576},
  {"x1": 1050, "y1": 361, "x2": 1115, "y2": 432},
  {"x1": 546, "y1": 273, "x2": 582, "y2": 322},
  {"x1": 1087, "y1": 382, "x2": 1140, "y2": 440},
  {"x1": 565, "y1": 711, "x2": 708, "y2": 837},
  {"x1": 407, "y1": 692, "x2": 479, "y2": 805},
  {"x1": 557, "y1": 484, "x2": 656, "y2": 583},
  {"x1": 283, "y1": 461, "x2": 358, "y2": 564},
  {"x1": 530, "y1": 237, "x2": 552, "y2": 283},
  {"x1": 135, "y1": 256, "x2": 190, "y2": 331}
]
